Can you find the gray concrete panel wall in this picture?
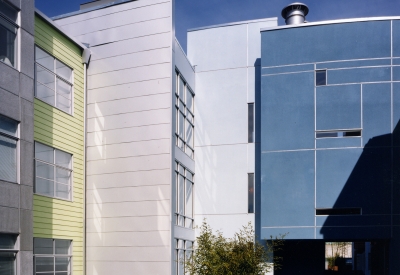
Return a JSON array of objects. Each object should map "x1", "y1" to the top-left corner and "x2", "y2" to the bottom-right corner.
[
  {"x1": 56, "y1": 1, "x2": 174, "y2": 274},
  {"x1": 187, "y1": 18, "x2": 277, "y2": 237},
  {"x1": 0, "y1": 1, "x2": 34, "y2": 275}
]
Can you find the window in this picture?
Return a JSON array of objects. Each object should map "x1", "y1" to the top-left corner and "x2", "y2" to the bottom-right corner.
[
  {"x1": 0, "y1": 0, "x2": 18, "y2": 68},
  {"x1": 316, "y1": 70, "x2": 327, "y2": 86},
  {"x1": 248, "y1": 173, "x2": 254, "y2": 213},
  {"x1": 0, "y1": 114, "x2": 18, "y2": 183},
  {"x1": 248, "y1": 103, "x2": 254, "y2": 143},
  {"x1": 34, "y1": 238, "x2": 72, "y2": 275},
  {"x1": 175, "y1": 71, "x2": 194, "y2": 158},
  {"x1": 316, "y1": 208, "x2": 361, "y2": 216},
  {"x1": 316, "y1": 129, "x2": 361, "y2": 138},
  {"x1": 175, "y1": 162, "x2": 194, "y2": 229},
  {"x1": 0, "y1": 234, "x2": 17, "y2": 275},
  {"x1": 35, "y1": 142, "x2": 72, "y2": 200},
  {"x1": 175, "y1": 239, "x2": 193, "y2": 275},
  {"x1": 35, "y1": 47, "x2": 73, "y2": 114}
]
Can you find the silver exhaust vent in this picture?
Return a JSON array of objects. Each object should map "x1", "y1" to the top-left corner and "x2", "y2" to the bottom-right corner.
[{"x1": 281, "y1": 3, "x2": 309, "y2": 25}]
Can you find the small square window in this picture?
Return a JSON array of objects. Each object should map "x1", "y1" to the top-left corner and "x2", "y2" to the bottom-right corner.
[{"x1": 316, "y1": 70, "x2": 327, "y2": 86}]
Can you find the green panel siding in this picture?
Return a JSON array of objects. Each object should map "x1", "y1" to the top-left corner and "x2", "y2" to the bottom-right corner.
[{"x1": 34, "y1": 15, "x2": 85, "y2": 275}]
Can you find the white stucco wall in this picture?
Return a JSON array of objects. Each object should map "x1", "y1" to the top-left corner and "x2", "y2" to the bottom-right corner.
[
  {"x1": 187, "y1": 18, "x2": 277, "y2": 237},
  {"x1": 56, "y1": 1, "x2": 174, "y2": 274}
]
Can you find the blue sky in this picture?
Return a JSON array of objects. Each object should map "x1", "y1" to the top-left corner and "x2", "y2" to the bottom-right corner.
[{"x1": 36, "y1": 0, "x2": 400, "y2": 51}]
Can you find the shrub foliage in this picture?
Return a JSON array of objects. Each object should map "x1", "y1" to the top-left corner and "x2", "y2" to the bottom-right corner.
[{"x1": 183, "y1": 221, "x2": 285, "y2": 275}]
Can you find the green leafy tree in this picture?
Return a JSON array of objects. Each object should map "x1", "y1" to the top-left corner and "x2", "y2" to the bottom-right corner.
[{"x1": 183, "y1": 221, "x2": 285, "y2": 275}]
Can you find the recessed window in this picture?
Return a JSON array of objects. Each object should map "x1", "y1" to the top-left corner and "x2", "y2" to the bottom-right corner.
[
  {"x1": 0, "y1": 0, "x2": 18, "y2": 68},
  {"x1": 175, "y1": 239, "x2": 193, "y2": 275},
  {"x1": 0, "y1": 234, "x2": 18, "y2": 275},
  {"x1": 34, "y1": 142, "x2": 72, "y2": 200},
  {"x1": 248, "y1": 173, "x2": 254, "y2": 213},
  {"x1": 0, "y1": 114, "x2": 18, "y2": 183},
  {"x1": 175, "y1": 70, "x2": 194, "y2": 158},
  {"x1": 248, "y1": 103, "x2": 254, "y2": 143},
  {"x1": 316, "y1": 70, "x2": 327, "y2": 86},
  {"x1": 316, "y1": 130, "x2": 361, "y2": 139},
  {"x1": 175, "y1": 162, "x2": 194, "y2": 229},
  {"x1": 316, "y1": 208, "x2": 361, "y2": 216},
  {"x1": 35, "y1": 47, "x2": 73, "y2": 114},
  {"x1": 34, "y1": 238, "x2": 72, "y2": 275}
]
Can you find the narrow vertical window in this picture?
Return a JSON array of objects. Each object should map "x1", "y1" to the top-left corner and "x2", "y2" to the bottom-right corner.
[
  {"x1": 175, "y1": 70, "x2": 194, "y2": 158},
  {"x1": 175, "y1": 162, "x2": 194, "y2": 228},
  {"x1": 248, "y1": 173, "x2": 254, "y2": 213},
  {"x1": 0, "y1": 114, "x2": 18, "y2": 183},
  {"x1": 0, "y1": 0, "x2": 18, "y2": 68},
  {"x1": 248, "y1": 103, "x2": 254, "y2": 143},
  {"x1": 316, "y1": 70, "x2": 327, "y2": 86}
]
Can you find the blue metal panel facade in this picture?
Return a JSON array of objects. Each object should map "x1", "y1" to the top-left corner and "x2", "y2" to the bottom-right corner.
[{"x1": 260, "y1": 20, "x2": 399, "y2": 245}]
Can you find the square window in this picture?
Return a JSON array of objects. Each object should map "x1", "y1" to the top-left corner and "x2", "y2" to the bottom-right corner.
[
  {"x1": 34, "y1": 238, "x2": 72, "y2": 275},
  {"x1": 316, "y1": 70, "x2": 327, "y2": 86},
  {"x1": 35, "y1": 47, "x2": 74, "y2": 114},
  {"x1": 35, "y1": 142, "x2": 73, "y2": 200}
]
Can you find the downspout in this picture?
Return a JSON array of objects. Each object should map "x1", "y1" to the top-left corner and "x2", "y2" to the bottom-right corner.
[{"x1": 82, "y1": 47, "x2": 91, "y2": 275}]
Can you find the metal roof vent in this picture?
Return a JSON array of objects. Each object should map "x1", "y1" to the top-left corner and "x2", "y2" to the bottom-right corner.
[{"x1": 281, "y1": 2, "x2": 309, "y2": 25}]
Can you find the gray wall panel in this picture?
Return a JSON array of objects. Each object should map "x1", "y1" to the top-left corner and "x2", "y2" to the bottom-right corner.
[
  {"x1": 20, "y1": 185, "x2": 33, "y2": 210},
  {"x1": 0, "y1": 88, "x2": 20, "y2": 121},
  {"x1": 19, "y1": 141, "x2": 34, "y2": 187},
  {"x1": 0, "y1": 182, "x2": 19, "y2": 208},
  {"x1": 19, "y1": 29, "x2": 35, "y2": 79},
  {"x1": 20, "y1": 209, "x2": 33, "y2": 251},
  {"x1": 0, "y1": 206, "x2": 19, "y2": 232},
  {"x1": 19, "y1": 73, "x2": 34, "y2": 102},
  {"x1": 0, "y1": 63, "x2": 19, "y2": 96}
]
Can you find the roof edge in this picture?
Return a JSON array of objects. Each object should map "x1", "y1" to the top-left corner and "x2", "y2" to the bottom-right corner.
[
  {"x1": 188, "y1": 17, "x2": 278, "y2": 32},
  {"x1": 35, "y1": 9, "x2": 88, "y2": 50},
  {"x1": 261, "y1": 16, "x2": 400, "y2": 32},
  {"x1": 51, "y1": 0, "x2": 137, "y2": 20}
]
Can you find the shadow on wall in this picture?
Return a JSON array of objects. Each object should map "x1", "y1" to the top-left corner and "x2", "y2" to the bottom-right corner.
[{"x1": 319, "y1": 120, "x2": 399, "y2": 239}]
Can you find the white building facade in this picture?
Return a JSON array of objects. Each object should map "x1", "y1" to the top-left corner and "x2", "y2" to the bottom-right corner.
[{"x1": 53, "y1": 0, "x2": 276, "y2": 274}]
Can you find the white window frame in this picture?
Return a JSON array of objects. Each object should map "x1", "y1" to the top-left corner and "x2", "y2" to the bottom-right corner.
[
  {"x1": 175, "y1": 239, "x2": 193, "y2": 275},
  {"x1": 175, "y1": 161, "x2": 194, "y2": 229},
  {"x1": 34, "y1": 142, "x2": 73, "y2": 201},
  {"x1": 34, "y1": 46, "x2": 74, "y2": 115},
  {"x1": 175, "y1": 70, "x2": 194, "y2": 159},
  {"x1": 34, "y1": 238, "x2": 72, "y2": 275}
]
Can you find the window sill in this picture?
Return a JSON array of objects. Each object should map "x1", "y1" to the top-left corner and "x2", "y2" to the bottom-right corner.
[
  {"x1": 34, "y1": 193, "x2": 73, "y2": 203},
  {"x1": 34, "y1": 97, "x2": 74, "y2": 117},
  {"x1": 0, "y1": 60, "x2": 18, "y2": 72},
  {"x1": 0, "y1": 179, "x2": 19, "y2": 185}
]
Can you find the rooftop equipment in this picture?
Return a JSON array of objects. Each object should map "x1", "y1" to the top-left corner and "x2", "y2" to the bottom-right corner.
[{"x1": 281, "y1": 2, "x2": 309, "y2": 25}]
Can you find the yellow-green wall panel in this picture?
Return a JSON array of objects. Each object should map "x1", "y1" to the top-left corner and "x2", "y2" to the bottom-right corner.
[{"x1": 34, "y1": 15, "x2": 85, "y2": 275}]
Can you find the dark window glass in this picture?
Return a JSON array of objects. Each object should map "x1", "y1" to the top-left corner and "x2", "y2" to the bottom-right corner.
[
  {"x1": 0, "y1": 115, "x2": 18, "y2": 182},
  {"x1": 0, "y1": 0, "x2": 18, "y2": 21},
  {"x1": 316, "y1": 208, "x2": 361, "y2": 215},
  {"x1": 0, "y1": 1, "x2": 18, "y2": 68},
  {"x1": 343, "y1": 130, "x2": 361, "y2": 137},
  {"x1": 248, "y1": 173, "x2": 254, "y2": 213},
  {"x1": 316, "y1": 70, "x2": 327, "y2": 86},
  {"x1": 248, "y1": 103, "x2": 254, "y2": 143}
]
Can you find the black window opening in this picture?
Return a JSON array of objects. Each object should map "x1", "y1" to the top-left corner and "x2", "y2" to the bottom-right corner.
[
  {"x1": 248, "y1": 103, "x2": 254, "y2": 143},
  {"x1": 316, "y1": 70, "x2": 327, "y2": 86},
  {"x1": 316, "y1": 208, "x2": 362, "y2": 216},
  {"x1": 248, "y1": 173, "x2": 254, "y2": 213},
  {"x1": 316, "y1": 130, "x2": 361, "y2": 139}
]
